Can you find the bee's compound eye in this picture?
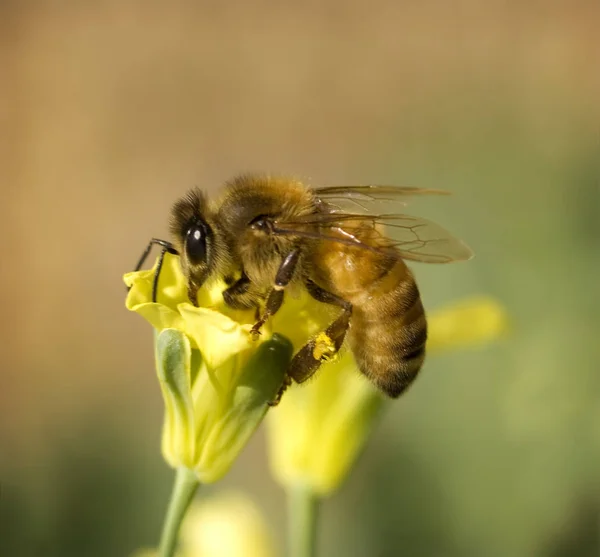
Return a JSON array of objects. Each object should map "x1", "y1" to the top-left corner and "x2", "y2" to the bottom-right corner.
[
  {"x1": 250, "y1": 215, "x2": 272, "y2": 232},
  {"x1": 185, "y1": 223, "x2": 208, "y2": 264}
]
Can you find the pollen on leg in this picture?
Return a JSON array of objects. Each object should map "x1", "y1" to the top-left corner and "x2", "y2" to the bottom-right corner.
[{"x1": 313, "y1": 332, "x2": 338, "y2": 362}]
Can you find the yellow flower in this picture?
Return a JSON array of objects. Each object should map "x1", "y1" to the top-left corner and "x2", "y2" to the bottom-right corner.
[
  {"x1": 179, "y1": 492, "x2": 276, "y2": 557},
  {"x1": 133, "y1": 491, "x2": 276, "y2": 557},
  {"x1": 266, "y1": 296, "x2": 508, "y2": 496},
  {"x1": 124, "y1": 253, "x2": 295, "y2": 483}
]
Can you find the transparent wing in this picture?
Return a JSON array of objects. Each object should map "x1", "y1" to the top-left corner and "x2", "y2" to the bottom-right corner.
[
  {"x1": 314, "y1": 185, "x2": 450, "y2": 213},
  {"x1": 273, "y1": 212, "x2": 473, "y2": 264}
]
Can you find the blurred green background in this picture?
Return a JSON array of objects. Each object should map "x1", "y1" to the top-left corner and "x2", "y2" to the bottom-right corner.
[{"x1": 1, "y1": 1, "x2": 598, "y2": 556}]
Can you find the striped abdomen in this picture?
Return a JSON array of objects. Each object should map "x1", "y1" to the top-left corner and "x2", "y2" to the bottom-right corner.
[{"x1": 347, "y1": 259, "x2": 427, "y2": 398}]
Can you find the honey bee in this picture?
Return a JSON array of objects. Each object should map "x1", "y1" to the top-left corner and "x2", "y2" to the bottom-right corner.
[{"x1": 133, "y1": 175, "x2": 472, "y2": 403}]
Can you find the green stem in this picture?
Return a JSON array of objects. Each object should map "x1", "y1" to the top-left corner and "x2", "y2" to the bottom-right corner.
[
  {"x1": 158, "y1": 467, "x2": 200, "y2": 557},
  {"x1": 288, "y1": 483, "x2": 320, "y2": 557}
]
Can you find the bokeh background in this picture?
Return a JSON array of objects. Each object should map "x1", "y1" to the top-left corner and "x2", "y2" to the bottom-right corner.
[{"x1": 1, "y1": 1, "x2": 599, "y2": 556}]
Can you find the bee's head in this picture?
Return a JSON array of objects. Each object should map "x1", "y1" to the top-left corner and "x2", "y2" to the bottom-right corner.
[{"x1": 170, "y1": 189, "x2": 229, "y2": 304}]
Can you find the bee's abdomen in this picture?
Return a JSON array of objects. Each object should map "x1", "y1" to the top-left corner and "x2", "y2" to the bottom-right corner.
[{"x1": 347, "y1": 262, "x2": 427, "y2": 398}]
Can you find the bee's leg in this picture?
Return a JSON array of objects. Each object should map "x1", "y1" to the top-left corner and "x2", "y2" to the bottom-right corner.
[
  {"x1": 268, "y1": 374, "x2": 293, "y2": 407},
  {"x1": 287, "y1": 280, "x2": 352, "y2": 385},
  {"x1": 251, "y1": 249, "x2": 301, "y2": 337},
  {"x1": 129, "y1": 238, "x2": 179, "y2": 303},
  {"x1": 133, "y1": 238, "x2": 177, "y2": 273},
  {"x1": 222, "y1": 273, "x2": 261, "y2": 310}
]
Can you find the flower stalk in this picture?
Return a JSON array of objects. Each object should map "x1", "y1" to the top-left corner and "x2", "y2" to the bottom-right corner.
[
  {"x1": 288, "y1": 483, "x2": 319, "y2": 557},
  {"x1": 158, "y1": 467, "x2": 199, "y2": 557}
]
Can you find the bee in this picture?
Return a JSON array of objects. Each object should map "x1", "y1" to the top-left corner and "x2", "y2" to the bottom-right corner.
[{"x1": 133, "y1": 174, "x2": 472, "y2": 403}]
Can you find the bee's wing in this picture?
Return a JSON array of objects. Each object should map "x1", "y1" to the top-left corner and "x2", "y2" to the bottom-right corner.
[
  {"x1": 314, "y1": 185, "x2": 450, "y2": 213},
  {"x1": 273, "y1": 212, "x2": 473, "y2": 264}
]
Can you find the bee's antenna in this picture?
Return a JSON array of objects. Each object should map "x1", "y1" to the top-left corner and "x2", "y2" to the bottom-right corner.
[{"x1": 128, "y1": 238, "x2": 179, "y2": 303}]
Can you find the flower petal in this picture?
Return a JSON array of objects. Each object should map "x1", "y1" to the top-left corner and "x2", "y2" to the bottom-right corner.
[
  {"x1": 124, "y1": 252, "x2": 189, "y2": 310},
  {"x1": 193, "y1": 334, "x2": 293, "y2": 483},
  {"x1": 128, "y1": 301, "x2": 187, "y2": 334},
  {"x1": 178, "y1": 304, "x2": 256, "y2": 369},
  {"x1": 428, "y1": 295, "x2": 509, "y2": 352}
]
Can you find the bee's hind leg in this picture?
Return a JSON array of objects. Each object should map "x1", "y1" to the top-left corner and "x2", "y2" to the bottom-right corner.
[
  {"x1": 268, "y1": 281, "x2": 351, "y2": 406},
  {"x1": 286, "y1": 280, "x2": 352, "y2": 385}
]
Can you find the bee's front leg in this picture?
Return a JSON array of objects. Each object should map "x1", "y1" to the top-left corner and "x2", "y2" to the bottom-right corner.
[
  {"x1": 250, "y1": 249, "x2": 300, "y2": 339},
  {"x1": 129, "y1": 238, "x2": 179, "y2": 303},
  {"x1": 222, "y1": 273, "x2": 262, "y2": 310}
]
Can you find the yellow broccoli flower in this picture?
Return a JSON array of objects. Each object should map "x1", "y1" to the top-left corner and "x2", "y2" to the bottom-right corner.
[
  {"x1": 267, "y1": 295, "x2": 508, "y2": 496},
  {"x1": 133, "y1": 491, "x2": 276, "y2": 557},
  {"x1": 124, "y1": 253, "x2": 295, "y2": 483},
  {"x1": 179, "y1": 492, "x2": 276, "y2": 557}
]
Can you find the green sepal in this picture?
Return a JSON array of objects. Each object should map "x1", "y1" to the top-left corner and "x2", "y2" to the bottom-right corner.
[{"x1": 155, "y1": 328, "x2": 198, "y2": 469}]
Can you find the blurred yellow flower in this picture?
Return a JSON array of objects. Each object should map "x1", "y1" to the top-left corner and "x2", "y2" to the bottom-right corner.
[
  {"x1": 267, "y1": 296, "x2": 508, "y2": 496},
  {"x1": 133, "y1": 491, "x2": 276, "y2": 557},
  {"x1": 427, "y1": 296, "x2": 509, "y2": 352},
  {"x1": 124, "y1": 253, "x2": 294, "y2": 483},
  {"x1": 179, "y1": 492, "x2": 276, "y2": 557}
]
